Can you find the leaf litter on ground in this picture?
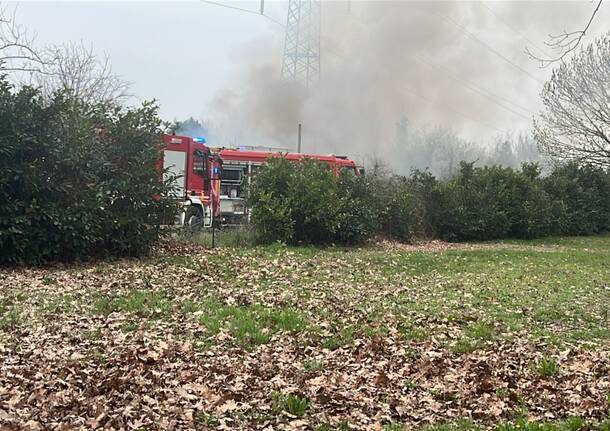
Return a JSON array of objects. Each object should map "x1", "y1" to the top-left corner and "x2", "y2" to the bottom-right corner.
[{"x1": 1, "y1": 236, "x2": 609, "y2": 429}]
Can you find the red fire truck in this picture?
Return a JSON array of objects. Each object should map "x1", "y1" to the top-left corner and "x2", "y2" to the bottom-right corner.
[
  {"x1": 159, "y1": 134, "x2": 221, "y2": 230},
  {"x1": 160, "y1": 134, "x2": 361, "y2": 228}
]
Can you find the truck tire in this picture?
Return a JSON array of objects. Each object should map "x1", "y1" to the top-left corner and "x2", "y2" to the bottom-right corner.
[{"x1": 184, "y1": 206, "x2": 203, "y2": 233}]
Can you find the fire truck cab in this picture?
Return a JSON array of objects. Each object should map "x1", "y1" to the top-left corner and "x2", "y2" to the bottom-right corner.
[{"x1": 159, "y1": 134, "x2": 221, "y2": 230}]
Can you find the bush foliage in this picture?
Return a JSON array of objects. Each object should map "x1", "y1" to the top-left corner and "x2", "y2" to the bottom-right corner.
[
  {"x1": 248, "y1": 158, "x2": 371, "y2": 244},
  {"x1": 249, "y1": 157, "x2": 610, "y2": 245},
  {"x1": 436, "y1": 161, "x2": 610, "y2": 241},
  {"x1": 0, "y1": 78, "x2": 177, "y2": 264}
]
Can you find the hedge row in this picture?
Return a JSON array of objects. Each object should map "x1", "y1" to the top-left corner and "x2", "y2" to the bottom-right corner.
[
  {"x1": 0, "y1": 79, "x2": 177, "y2": 264},
  {"x1": 435, "y1": 162, "x2": 610, "y2": 241},
  {"x1": 249, "y1": 159, "x2": 610, "y2": 245}
]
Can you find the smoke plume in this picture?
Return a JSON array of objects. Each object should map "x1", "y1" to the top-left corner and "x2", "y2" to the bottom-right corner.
[{"x1": 205, "y1": 1, "x2": 610, "y2": 173}]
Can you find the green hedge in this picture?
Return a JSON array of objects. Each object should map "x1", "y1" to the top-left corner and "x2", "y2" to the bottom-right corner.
[
  {"x1": 0, "y1": 79, "x2": 177, "y2": 264},
  {"x1": 436, "y1": 162, "x2": 610, "y2": 241},
  {"x1": 248, "y1": 157, "x2": 610, "y2": 245},
  {"x1": 248, "y1": 158, "x2": 374, "y2": 244}
]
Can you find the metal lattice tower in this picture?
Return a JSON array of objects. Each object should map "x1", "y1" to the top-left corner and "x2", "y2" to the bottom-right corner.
[{"x1": 281, "y1": 0, "x2": 321, "y2": 88}]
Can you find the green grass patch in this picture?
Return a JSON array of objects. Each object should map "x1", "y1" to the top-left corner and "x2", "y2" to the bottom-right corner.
[
  {"x1": 91, "y1": 290, "x2": 172, "y2": 318},
  {"x1": 303, "y1": 358, "x2": 324, "y2": 372},
  {"x1": 195, "y1": 411, "x2": 219, "y2": 427},
  {"x1": 194, "y1": 299, "x2": 310, "y2": 348},
  {"x1": 417, "y1": 417, "x2": 610, "y2": 431},
  {"x1": 272, "y1": 392, "x2": 309, "y2": 417},
  {"x1": 383, "y1": 422, "x2": 405, "y2": 431},
  {"x1": 399, "y1": 324, "x2": 427, "y2": 341},
  {"x1": 42, "y1": 294, "x2": 76, "y2": 315},
  {"x1": 452, "y1": 320, "x2": 497, "y2": 353},
  {"x1": 81, "y1": 328, "x2": 102, "y2": 341},
  {"x1": 189, "y1": 226, "x2": 260, "y2": 248},
  {"x1": 315, "y1": 420, "x2": 351, "y2": 431},
  {"x1": 322, "y1": 325, "x2": 354, "y2": 350},
  {"x1": 533, "y1": 355, "x2": 559, "y2": 378},
  {"x1": 144, "y1": 235, "x2": 610, "y2": 349},
  {"x1": 0, "y1": 304, "x2": 22, "y2": 331}
]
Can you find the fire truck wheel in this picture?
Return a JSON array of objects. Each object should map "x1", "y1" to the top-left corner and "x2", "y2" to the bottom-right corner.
[{"x1": 184, "y1": 206, "x2": 203, "y2": 233}]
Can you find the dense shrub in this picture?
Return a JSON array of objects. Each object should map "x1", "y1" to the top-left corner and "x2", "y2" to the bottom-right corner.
[
  {"x1": 335, "y1": 171, "x2": 377, "y2": 244},
  {"x1": 435, "y1": 162, "x2": 609, "y2": 241},
  {"x1": 437, "y1": 163, "x2": 540, "y2": 241},
  {"x1": 542, "y1": 163, "x2": 610, "y2": 235},
  {"x1": 246, "y1": 158, "x2": 295, "y2": 243},
  {"x1": 365, "y1": 173, "x2": 426, "y2": 242},
  {"x1": 0, "y1": 79, "x2": 176, "y2": 264},
  {"x1": 248, "y1": 158, "x2": 375, "y2": 244},
  {"x1": 370, "y1": 175, "x2": 417, "y2": 241},
  {"x1": 249, "y1": 159, "x2": 442, "y2": 245},
  {"x1": 249, "y1": 157, "x2": 609, "y2": 245}
]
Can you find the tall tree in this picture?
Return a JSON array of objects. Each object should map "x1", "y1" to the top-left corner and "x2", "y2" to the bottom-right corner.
[{"x1": 534, "y1": 33, "x2": 610, "y2": 168}]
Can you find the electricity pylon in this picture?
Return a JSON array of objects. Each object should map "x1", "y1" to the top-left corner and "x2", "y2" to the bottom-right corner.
[{"x1": 281, "y1": 0, "x2": 321, "y2": 88}]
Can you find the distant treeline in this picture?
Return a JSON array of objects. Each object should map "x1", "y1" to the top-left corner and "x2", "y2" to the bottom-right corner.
[
  {"x1": 389, "y1": 120, "x2": 543, "y2": 179},
  {"x1": 249, "y1": 158, "x2": 610, "y2": 245}
]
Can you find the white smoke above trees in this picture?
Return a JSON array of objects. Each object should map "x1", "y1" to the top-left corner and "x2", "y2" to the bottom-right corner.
[{"x1": 204, "y1": 1, "x2": 609, "y2": 174}]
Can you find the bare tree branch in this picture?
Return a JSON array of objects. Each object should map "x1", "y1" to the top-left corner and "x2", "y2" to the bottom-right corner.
[
  {"x1": 34, "y1": 42, "x2": 131, "y2": 104},
  {"x1": 534, "y1": 33, "x2": 610, "y2": 168},
  {"x1": 527, "y1": 0, "x2": 603, "y2": 67},
  {"x1": 0, "y1": 3, "x2": 130, "y2": 104},
  {"x1": 0, "y1": 3, "x2": 49, "y2": 74}
]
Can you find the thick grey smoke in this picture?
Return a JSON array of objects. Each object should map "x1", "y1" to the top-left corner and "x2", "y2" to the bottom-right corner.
[
  {"x1": 175, "y1": 117, "x2": 208, "y2": 139},
  {"x1": 205, "y1": 1, "x2": 610, "y2": 173}
]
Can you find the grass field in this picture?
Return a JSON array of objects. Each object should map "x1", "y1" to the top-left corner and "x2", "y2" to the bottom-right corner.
[{"x1": 1, "y1": 236, "x2": 609, "y2": 430}]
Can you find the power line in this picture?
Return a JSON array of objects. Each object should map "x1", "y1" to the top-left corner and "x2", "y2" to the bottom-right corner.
[
  {"x1": 403, "y1": 87, "x2": 507, "y2": 135},
  {"x1": 200, "y1": 0, "x2": 348, "y2": 64},
  {"x1": 412, "y1": 54, "x2": 532, "y2": 120},
  {"x1": 201, "y1": 1, "x2": 260, "y2": 16},
  {"x1": 200, "y1": 0, "x2": 284, "y2": 27},
  {"x1": 480, "y1": 2, "x2": 552, "y2": 59},
  {"x1": 338, "y1": 5, "x2": 534, "y2": 119},
  {"x1": 437, "y1": 11, "x2": 546, "y2": 86},
  {"x1": 322, "y1": 46, "x2": 514, "y2": 132}
]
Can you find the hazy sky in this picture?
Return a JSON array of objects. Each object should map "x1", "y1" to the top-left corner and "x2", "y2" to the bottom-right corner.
[
  {"x1": 10, "y1": 1, "x2": 285, "y2": 117},
  {"x1": 9, "y1": 1, "x2": 610, "y2": 159}
]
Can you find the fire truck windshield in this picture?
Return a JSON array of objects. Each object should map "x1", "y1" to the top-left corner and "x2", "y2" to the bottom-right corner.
[{"x1": 193, "y1": 149, "x2": 207, "y2": 176}]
